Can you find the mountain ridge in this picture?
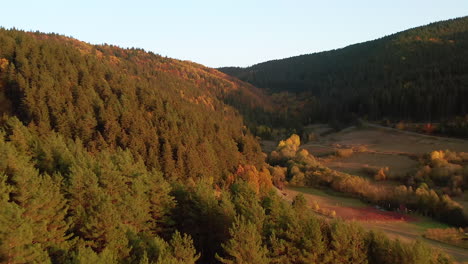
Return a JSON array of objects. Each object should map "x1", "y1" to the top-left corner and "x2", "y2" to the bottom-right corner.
[
  {"x1": 219, "y1": 16, "x2": 468, "y2": 124},
  {"x1": 221, "y1": 16, "x2": 468, "y2": 69}
]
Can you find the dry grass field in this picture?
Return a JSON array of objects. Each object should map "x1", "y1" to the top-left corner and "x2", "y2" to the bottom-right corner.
[
  {"x1": 267, "y1": 125, "x2": 468, "y2": 263},
  {"x1": 303, "y1": 125, "x2": 468, "y2": 181},
  {"x1": 318, "y1": 126, "x2": 468, "y2": 154}
]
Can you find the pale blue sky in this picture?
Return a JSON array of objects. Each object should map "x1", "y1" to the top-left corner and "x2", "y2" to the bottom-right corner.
[{"x1": 1, "y1": 1, "x2": 467, "y2": 67}]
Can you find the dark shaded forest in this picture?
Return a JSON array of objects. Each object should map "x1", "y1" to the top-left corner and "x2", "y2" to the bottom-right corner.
[
  {"x1": 0, "y1": 28, "x2": 455, "y2": 263},
  {"x1": 220, "y1": 16, "x2": 468, "y2": 132}
]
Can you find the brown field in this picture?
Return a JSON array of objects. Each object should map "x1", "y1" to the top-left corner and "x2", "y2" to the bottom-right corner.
[
  {"x1": 323, "y1": 152, "x2": 417, "y2": 178},
  {"x1": 303, "y1": 143, "x2": 337, "y2": 157},
  {"x1": 283, "y1": 186, "x2": 415, "y2": 222},
  {"x1": 303, "y1": 125, "x2": 468, "y2": 181},
  {"x1": 320, "y1": 125, "x2": 468, "y2": 154},
  {"x1": 269, "y1": 125, "x2": 468, "y2": 262},
  {"x1": 333, "y1": 206, "x2": 416, "y2": 222}
]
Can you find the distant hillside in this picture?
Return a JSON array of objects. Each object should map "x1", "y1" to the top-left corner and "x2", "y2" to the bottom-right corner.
[{"x1": 220, "y1": 16, "x2": 468, "y2": 124}]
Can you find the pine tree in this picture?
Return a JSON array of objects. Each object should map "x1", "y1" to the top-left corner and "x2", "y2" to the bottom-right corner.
[
  {"x1": 216, "y1": 216, "x2": 269, "y2": 264},
  {"x1": 0, "y1": 133, "x2": 69, "y2": 255},
  {"x1": 0, "y1": 174, "x2": 51, "y2": 263},
  {"x1": 326, "y1": 221, "x2": 368, "y2": 264}
]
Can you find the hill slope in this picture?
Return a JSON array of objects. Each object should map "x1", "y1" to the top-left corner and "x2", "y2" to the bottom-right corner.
[
  {"x1": 0, "y1": 28, "x2": 277, "y2": 263},
  {"x1": 220, "y1": 16, "x2": 468, "y2": 123},
  {"x1": 0, "y1": 29, "x2": 275, "y2": 182},
  {"x1": 0, "y1": 28, "x2": 454, "y2": 264}
]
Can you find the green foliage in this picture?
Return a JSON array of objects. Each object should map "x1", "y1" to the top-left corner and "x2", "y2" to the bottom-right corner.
[
  {"x1": 291, "y1": 194, "x2": 307, "y2": 211},
  {"x1": 263, "y1": 192, "x2": 325, "y2": 264},
  {"x1": 325, "y1": 221, "x2": 368, "y2": 263},
  {"x1": 367, "y1": 231, "x2": 451, "y2": 264},
  {"x1": 0, "y1": 131, "x2": 68, "y2": 262},
  {"x1": 216, "y1": 216, "x2": 269, "y2": 264},
  {"x1": 170, "y1": 181, "x2": 236, "y2": 263},
  {"x1": 71, "y1": 246, "x2": 117, "y2": 264},
  {"x1": 0, "y1": 199, "x2": 51, "y2": 264},
  {"x1": 138, "y1": 232, "x2": 199, "y2": 264},
  {"x1": 230, "y1": 181, "x2": 266, "y2": 229},
  {"x1": 0, "y1": 120, "x2": 183, "y2": 263}
]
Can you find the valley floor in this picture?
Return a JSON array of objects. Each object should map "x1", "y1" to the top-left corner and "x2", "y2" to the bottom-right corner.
[
  {"x1": 265, "y1": 125, "x2": 468, "y2": 263},
  {"x1": 304, "y1": 124, "x2": 468, "y2": 215}
]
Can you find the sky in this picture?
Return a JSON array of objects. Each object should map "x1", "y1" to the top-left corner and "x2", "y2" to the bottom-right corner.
[{"x1": 1, "y1": 0, "x2": 467, "y2": 68}]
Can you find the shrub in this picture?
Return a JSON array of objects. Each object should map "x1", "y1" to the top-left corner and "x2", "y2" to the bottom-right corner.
[
  {"x1": 374, "y1": 167, "x2": 389, "y2": 181},
  {"x1": 336, "y1": 148, "x2": 353, "y2": 158},
  {"x1": 355, "y1": 145, "x2": 368, "y2": 153}
]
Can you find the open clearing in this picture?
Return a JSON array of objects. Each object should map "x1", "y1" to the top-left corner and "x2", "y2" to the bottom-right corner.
[
  {"x1": 301, "y1": 124, "x2": 468, "y2": 185},
  {"x1": 284, "y1": 186, "x2": 417, "y2": 223},
  {"x1": 315, "y1": 125, "x2": 468, "y2": 154},
  {"x1": 305, "y1": 125, "x2": 468, "y2": 209},
  {"x1": 265, "y1": 126, "x2": 468, "y2": 262},
  {"x1": 323, "y1": 152, "x2": 417, "y2": 178},
  {"x1": 302, "y1": 126, "x2": 468, "y2": 180}
]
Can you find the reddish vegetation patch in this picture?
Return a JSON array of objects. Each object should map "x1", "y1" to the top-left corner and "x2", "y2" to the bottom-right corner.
[{"x1": 333, "y1": 206, "x2": 416, "y2": 222}]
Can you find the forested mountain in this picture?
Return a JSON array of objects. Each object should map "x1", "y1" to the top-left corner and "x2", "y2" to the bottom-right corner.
[
  {"x1": 220, "y1": 16, "x2": 468, "y2": 124},
  {"x1": 0, "y1": 28, "x2": 275, "y2": 183},
  {"x1": 0, "y1": 28, "x2": 453, "y2": 263}
]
